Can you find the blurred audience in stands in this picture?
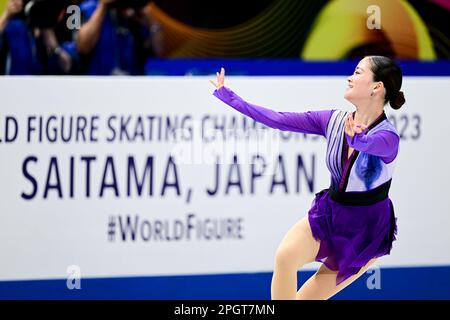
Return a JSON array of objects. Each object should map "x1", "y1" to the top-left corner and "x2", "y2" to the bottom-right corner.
[{"x1": 0, "y1": 0, "x2": 163, "y2": 75}]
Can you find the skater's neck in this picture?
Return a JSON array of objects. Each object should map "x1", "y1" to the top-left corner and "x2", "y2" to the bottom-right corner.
[{"x1": 353, "y1": 103, "x2": 384, "y2": 127}]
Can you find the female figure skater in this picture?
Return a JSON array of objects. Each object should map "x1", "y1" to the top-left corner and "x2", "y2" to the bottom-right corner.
[{"x1": 209, "y1": 56, "x2": 405, "y2": 300}]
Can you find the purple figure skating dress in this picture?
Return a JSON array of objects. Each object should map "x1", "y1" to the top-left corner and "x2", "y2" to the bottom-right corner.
[{"x1": 213, "y1": 86, "x2": 399, "y2": 285}]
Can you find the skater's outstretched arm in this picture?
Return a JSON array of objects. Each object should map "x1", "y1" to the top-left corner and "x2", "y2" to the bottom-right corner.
[{"x1": 210, "y1": 67, "x2": 334, "y2": 137}]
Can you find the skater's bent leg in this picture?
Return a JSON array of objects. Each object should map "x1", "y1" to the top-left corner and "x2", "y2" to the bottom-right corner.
[
  {"x1": 296, "y1": 258, "x2": 378, "y2": 300},
  {"x1": 271, "y1": 216, "x2": 320, "y2": 300}
]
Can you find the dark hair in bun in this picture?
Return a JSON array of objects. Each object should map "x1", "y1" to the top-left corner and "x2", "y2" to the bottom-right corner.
[{"x1": 368, "y1": 56, "x2": 405, "y2": 110}]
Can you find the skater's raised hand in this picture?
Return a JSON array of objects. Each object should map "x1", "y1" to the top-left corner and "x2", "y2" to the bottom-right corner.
[
  {"x1": 344, "y1": 114, "x2": 367, "y2": 138},
  {"x1": 210, "y1": 67, "x2": 225, "y2": 89}
]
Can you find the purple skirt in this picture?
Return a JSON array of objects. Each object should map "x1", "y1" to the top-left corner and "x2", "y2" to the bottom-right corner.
[{"x1": 308, "y1": 188, "x2": 398, "y2": 285}]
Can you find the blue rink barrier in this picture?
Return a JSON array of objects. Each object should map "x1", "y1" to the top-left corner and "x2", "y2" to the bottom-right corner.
[
  {"x1": 1, "y1": 265, "x2": 449, "y2": 300},
  {"x1": 145, "y1": 59, "x2": 450, "y2": 76}
]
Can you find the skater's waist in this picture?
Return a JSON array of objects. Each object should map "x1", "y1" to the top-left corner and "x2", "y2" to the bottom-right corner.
[{"x1": 328, "y1": 179, "x2": 391, "y2": 206}]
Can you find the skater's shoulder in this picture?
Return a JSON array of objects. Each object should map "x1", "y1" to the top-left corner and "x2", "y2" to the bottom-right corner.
[
  {"x1": 372, "y1": 117, "x2": 400, "y2": 137},
  {"x1": 327, "y1": 108, "x2": 348, "y2": 119}
]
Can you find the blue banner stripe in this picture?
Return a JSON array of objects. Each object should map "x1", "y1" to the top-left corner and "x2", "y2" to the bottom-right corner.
[
  {"x1": 1, "y1": 265, "x2": 449, "y2": 300},
  {"x1": 145, "y1": 59, "x2": 450, "y2": 76}
]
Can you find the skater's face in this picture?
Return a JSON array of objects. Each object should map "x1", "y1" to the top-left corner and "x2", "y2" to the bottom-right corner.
[{"x1": 344, "y1": 57, "x2": 384, "y2": 105}]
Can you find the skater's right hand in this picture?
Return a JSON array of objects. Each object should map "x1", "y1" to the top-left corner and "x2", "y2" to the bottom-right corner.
[{"x1": 210, "y1": 67, "x2": 225, "y2": 90}]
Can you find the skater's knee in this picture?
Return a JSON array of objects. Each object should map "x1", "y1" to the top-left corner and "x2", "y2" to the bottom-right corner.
[
  {"x1": 274, "y1": 245, "x2": 303, "y2": 270},
  {"x1": 274, "y1": 217, "x2": 320, "y2": 271}
]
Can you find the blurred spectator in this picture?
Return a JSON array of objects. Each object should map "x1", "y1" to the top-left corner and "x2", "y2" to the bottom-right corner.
[
  {"x1": 0, "y1": 0, "x2": 75, "y2": 75},
  {"x1": 0, "y1": 0, "x2": 41, "y2": 74},
  {"x1": 38, "y1": 28, "x2": 75, "y2": 74},
  {"x1": 76, "y1": 0, "x2": 162, "y2": 75}
]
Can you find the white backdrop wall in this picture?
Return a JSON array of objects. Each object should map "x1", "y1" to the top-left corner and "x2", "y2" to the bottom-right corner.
[{"x1": 0, "y1": 76, "x2": 448, "y2": 281}]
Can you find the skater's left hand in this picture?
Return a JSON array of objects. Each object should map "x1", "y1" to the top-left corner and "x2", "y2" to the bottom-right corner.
[{"x1": 345, "y1": 114, "x2": 367, "y2": 138}]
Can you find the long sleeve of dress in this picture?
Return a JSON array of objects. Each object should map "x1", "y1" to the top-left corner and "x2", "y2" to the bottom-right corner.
[
  {"x1": 213, "y1": 86, "x2": 334, "y2": 137},
  {"x1": 345, "y1": 130, "x2": 400, "y2": 163}
]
